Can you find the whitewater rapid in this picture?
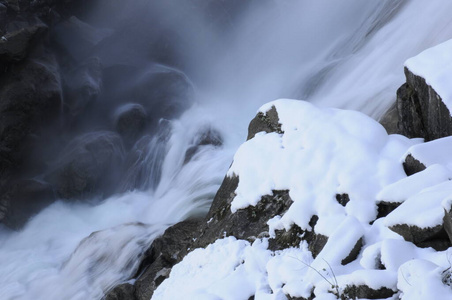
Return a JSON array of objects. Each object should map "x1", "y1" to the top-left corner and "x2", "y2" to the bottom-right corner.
[{"x1": 2, "y1": 1, "x2": 452, "y2": 299}]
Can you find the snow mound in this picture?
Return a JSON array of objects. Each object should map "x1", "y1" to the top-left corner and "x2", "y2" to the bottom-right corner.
[{"x1": 228, "y1": 99, "x2": 418, "y2": 235}]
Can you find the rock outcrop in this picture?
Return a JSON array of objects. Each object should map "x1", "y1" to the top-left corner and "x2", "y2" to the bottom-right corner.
[{"x1": 45, "y1": 131, "x2": 124, "y2": 200}]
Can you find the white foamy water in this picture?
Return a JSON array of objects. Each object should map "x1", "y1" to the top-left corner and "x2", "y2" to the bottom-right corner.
[{"x1": 2, "y1": 1, "x2": 452, "y2": 299}]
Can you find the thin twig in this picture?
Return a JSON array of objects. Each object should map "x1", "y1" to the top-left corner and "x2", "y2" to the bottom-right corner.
[
  {"x1": 288, "y1": 256, "x2": 335, "y2": 288},
  {"x1": 323, "y1": 258, "x2": 339, "y2": 295}
]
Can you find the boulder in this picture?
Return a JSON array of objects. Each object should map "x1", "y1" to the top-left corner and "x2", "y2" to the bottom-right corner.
[
  {"x1": 0, "y1": 17, "x2": 47, "y2": 63},
  {"x1": 0, "y1": 179, "x2": 55, "y2": 229},
  {"x1": 45, "y1": 131, "x2": 124, "y2": 199},
  {"x1": 376, "y1": 201, "x2": 401, "y2": 219},
  {"x1": 2, "y1": 0, "x2": 19, "y2": 13},
  {"x1": 403, "y1": 154, "x2": 426, "y2": 176},
  {"x1": 0, "y1": 48, "x2": 62, "y2": 190},
  {"x1": 103, "y1": 283, "x2": 136, "y2": 300},
  {"x1": 133, "y1": 220, "x2": 202, "y2": 300},
  {"x1": 378, "y1": 101, "x2": 399, "y2": 135},
  {"x1": 52, "y1": 15, "x2": 113, "y2": 60},
  {"x1": 443, "y1": 205, "x2": 452, "y2": 245},
  {"x1": 388, "y1": 223, "x2": 449, "y2": 251},
  {"x1": 268, "y1": 215, "x2": 328, "y2": 258},
  {"x1": 341, "y1": 285, "x2": 396, "y2": 300},
  {"x1": 62, "y1": 56, "x2": 103, "y2": 118},
  {"x1": 397, "y1": 67, "x2": 452, "y2": 141},
  {"x1": 113, "y1": 103, "x2": 147, "y2": 146},
  {"x1": 194, "y1": 187, "x2": 293, "y2": 249},
  {"x1": 102, "y1": 64, "x2": 195, "y2": 130},
  {"x1": 126, "y1": 66, "x2": 195, "y2": 122},
  {"x1": 247, "y1": 105, "x2": 282, "y2": 140},
  {"x1": 335, "y1": 193, "x2": 350, "y2": 207},
  {"x1": 184, "y1": 126, "x2": 222, "y2": 163},
  {"x1": 0, "y1": 4, "x2": 6, "y2": 24}
]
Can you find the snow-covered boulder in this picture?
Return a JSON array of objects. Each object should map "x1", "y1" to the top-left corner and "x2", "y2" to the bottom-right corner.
[
  {"x1": 398, "y1": 39, "x2": 452, "y2": 141},
  {"x1": 123, "y1": 78, "x2": 452, "y2": 299},
  {"x1": 384, "y1": 181, "x2": 452, "y2": 250},
  {"x1": 403, "y1": 136, "x2": 452, "y2": 175},
  {"x1": 376, "y1": 164, "x2": 452, "y2": 218}
]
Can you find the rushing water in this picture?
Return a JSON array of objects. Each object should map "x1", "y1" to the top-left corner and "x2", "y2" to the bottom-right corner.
[{"x1": 2, "y1": 1, "x2": 452, "y2": 299}]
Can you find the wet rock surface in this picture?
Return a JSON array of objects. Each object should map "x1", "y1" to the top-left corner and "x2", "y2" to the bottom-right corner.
[
  {"x1": 341, "y1": 285, "x2": 396, "y2": 300},
  {"x1": 403, "y1": 154, "x2": 426, "y2": 176},
  {"x1": 0, "y1": 179, "x2": 55, "y2": 229},
  {"x1": 389, "y1": 223, "x2": 450, "y2": 251},
  {"x1": 247, "y1": 105, "x2": 282, "y2": 140},
  {"x1": 396, "y1": 67, "x2": 452, "y2": 141},
  {"x1": 45, "y1": 131, "x2": 124, "y2": 199},
  {"x1": 114, "y1": 103, "x2": 147, "y2": 146}
]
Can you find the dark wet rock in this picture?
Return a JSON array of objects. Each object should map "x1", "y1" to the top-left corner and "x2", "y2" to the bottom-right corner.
[
  {"x1": 342, "y1": 237, "x2": 363, "y2": 265},
  {"x1": 192, "y1": 179, "x2": 293, "y2": 249},
  {"x1": 403, "y1": 154, "x2": 426, "y2": 176},
  {"x1": 133, "y1": 220, "x2": 202, "y2": 300},
  {"x1": 341, "y1": 285, "x2": 396, "y2": 300},
  {"x1": 396, "y1": 82, "x2": 426, "y2": 139},
  {"x1": 0, "y1": 17, "x2": 47, "y2": 63},
  {"x1": 103, "y1": 283, "x2": 136, "y2": 300},
  {"x1": 184, "y1": 126, "x2": 222, "y2": 163},
  {"x1": 62, "y1": 56, "x2": 102, "y2": 118},
  {"x1": 0, "y1": 48, "x2": 62, "y2": 190},
  {"x1": 0, "y1": 179, "x2": 55, "y2": 229},
  {"x1": 444, "y1": 208, "x2": 452, "y2": 245},
  {"x1": 45, "y1": 131, "x2": 124, "y2": 199},
  {"x1": 336, "y1": 193, "x2": 350, "y2": 207},
  {"x1": 397, "y1": 67, "x2": 452, "y2": 141},
  {"x1": 126, "y1": 66, "x2": 194, "y2": 121},
  {"x1": 376, "y1": 201, "x2": 401, "y2": 219},
  {"x1": 52, "y1": 15, "x2": 112, "y2": 60},
  {"x1": 102, "y1": 64, "x2": 194, "y2": 131},
  {"x1": 2, "y1": 0, "x2": 19, "y2": 13},
  {"x1": 268, "y1": 215, "x2": 328, "y2": 258},
  {"x1": 247, "y1": 105, "x2": 282, "y2": 140},
  {"x1": 389, "y1": 223, "x2": 450, "y2": 251},
  {"x1": 287, "y1": 294, "x2": 314, "y2": 300},
  {"x1": 0, "y1": 4, "x2": 7, "y2": 25},
  {"x1": 114, "y1": 103, "x2": 147, "y2": 146},
  {"x1": 379, "y1": 101, "x2": 399, "y2": 134},
  {"x1": 269, "y1": 224, "x2": 305, "y2": 251}
]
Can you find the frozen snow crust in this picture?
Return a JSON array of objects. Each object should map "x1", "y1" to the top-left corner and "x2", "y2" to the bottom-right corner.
[{"x1": 154, "y1": 100, "x2": 452, "y2": 300}]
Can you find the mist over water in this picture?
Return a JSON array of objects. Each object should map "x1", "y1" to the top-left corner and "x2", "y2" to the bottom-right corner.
[{"x1": 2, "y1": 1, "x2": 452, "y2": 299}]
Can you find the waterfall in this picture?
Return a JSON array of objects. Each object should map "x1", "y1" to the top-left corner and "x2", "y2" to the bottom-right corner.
[{"x1": 2, "y1": 1, "x2": 452, "y2": 299}]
